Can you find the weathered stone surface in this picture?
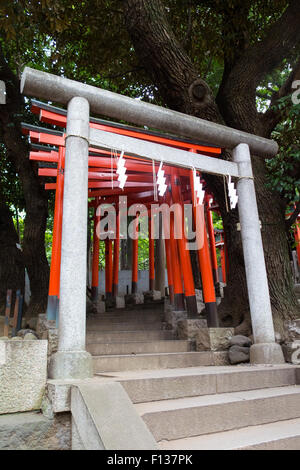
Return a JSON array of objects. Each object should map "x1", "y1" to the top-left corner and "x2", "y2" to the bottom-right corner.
[
  {"x1": 282, "y1": 341, "x2": 300, "y2": 365},
  {"x1": 96, "y1": 299, "x2": 105, "y2": 314},
  {"x1": 125, "y1": 293, "x2": 144, "y2": 305},
  {"x1": 24, "y1": 333, "x2": 37, "y2": 341},
  {"x1": 287, "y1": 320, "x2": 300, "y2": 341},
  {"x1": 115, "y1": 296, "x2": 125, "y2": 309},
  {"x1": 177, "y1": 319, "x2": 208, "y2": 341},
  {"x1": 17, "y1": 329, "x2": 38, "y2": 339},
  {"x1": 144, "y1": 290, "x2": 161, "y2": 302},
  {"x1": 229, "y1": 345, "x2": 250, "y2": 364},
  {"x1": 0, "y1": 411, "x2": 71, "y2": 450},
  {"x1": 229, "y1": 335, "x2": 252, "y2": 348},
  {"x1": 36, "y1": 314, "x2": 56, "y2": 339},
  {"x1": 213, "y1": 351, "x2": 230, "y2": 365},
  {"x1": 0, "y1": 340, "x2": 48, "y2": 414},
  {"x1": 48, "y1": 328, "x2": 58, "y2": 357},
  {"x1": 196, "y1": 328, "x2": 234, "y2": 351},
  {"x1": 195, "y1": 289, "x2": 203, "y2": 301},
  {"x1": 197, "y1": 301, "x2": 205, "y2": 314},
  {"x1": 165, "y1": 310, "x2": 187, "y2": 331}
]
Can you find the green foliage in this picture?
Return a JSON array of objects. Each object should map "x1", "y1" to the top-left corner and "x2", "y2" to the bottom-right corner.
[{"x1": 267, "y1": 101, "x2": 300, "y2": 203}]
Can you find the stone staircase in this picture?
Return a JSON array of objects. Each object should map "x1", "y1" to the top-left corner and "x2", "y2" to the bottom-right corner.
[
  {"x1": 85, "y1": 302, "x2": 300, "y2": 450},
  {"x1": 86, "y1": 302, "x2": 215, "y2": 373}
]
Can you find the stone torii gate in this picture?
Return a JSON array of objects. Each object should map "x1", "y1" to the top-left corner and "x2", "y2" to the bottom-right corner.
[{"x1": 21, "y1": 67, "x2": 285, "y2": 379}]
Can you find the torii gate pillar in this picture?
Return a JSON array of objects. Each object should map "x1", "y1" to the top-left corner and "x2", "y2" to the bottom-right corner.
[
  {"x1": 49, "y1": 97, "x2": 93, "y2": 379},
  {"x1": 233, "y1": 144, "x2": 284, "y2": 364}
]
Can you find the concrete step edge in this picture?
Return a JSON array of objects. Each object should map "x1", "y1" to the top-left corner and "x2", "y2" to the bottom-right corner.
[{"x1": 158, "y1": 417, "x2": 300, "y2": 450}]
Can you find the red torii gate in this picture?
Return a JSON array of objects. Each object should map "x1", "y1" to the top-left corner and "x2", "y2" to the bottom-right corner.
[{"x1": 22, "y1": 101, "x2": 222, "y2": 325}]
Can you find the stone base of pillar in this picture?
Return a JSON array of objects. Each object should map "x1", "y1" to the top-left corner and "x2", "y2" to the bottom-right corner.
[
  {"x1": 196, "y1": 327, "x2": 234, "y2": 352},
  {"x1": 177, "y1": 318, "x2": 208, "y2": 341},
  {"x1": 115, "y1": 296, "x2": 125, "y2": 309},
  {"x1": 165, "y1": 310, "x2": 187, "y2": 331},
  {"x1": 144, "y1": 290, "x2": 162, "y2": 302},
  {"x1": 250, "y1": 342, "x2": 285, "y2": 365},
  {"x1": 49, "y1": 350, "x2": 93, "y2": 380},
  {"x1": 96, "y1": 299, "x2": 106, "y2": 314},
  {"x1": 125, "y1": 293, "x2": 144, "y2": 306}
]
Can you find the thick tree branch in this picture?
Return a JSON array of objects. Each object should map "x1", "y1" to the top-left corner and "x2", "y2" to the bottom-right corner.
[
  {"x1": 217, "y1": 0, "x2": 300, "y2": 135},
  {"x1": 122, "y1": 0, "x2": 222, "y2": 122},
  {"x1": 237, "y1": 0, "x2": 300, "y2": 88},
  {"x1": 262, "y1": 57, "x2": 300, "y2": 134}
]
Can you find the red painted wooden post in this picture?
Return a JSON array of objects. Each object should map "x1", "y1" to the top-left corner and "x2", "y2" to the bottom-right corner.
[
  {"x1": 91, "y1": 198, "x2": 100, "y2": 301},
  {"x1": 189, "y1": 167, "x2": 219, "y2": 326},
  {"x1": 166, "y1": 188, "x2": 185, "y2": 310},
  {"x1": 171, "y1": 169, "x2": 198, "y2": 317},
  {"x1": 46, "y1": 146, "x2": 65, "y2": 320},
  {"x1": 132, "y1": 215, "x2": 139, "y2": 294},
  {"x1": 148, "y1": 214, "x2": 155, "y2": 291},
  {"x1": 105, "y1": 238, "x2": 113, "y2": 298},
  {"x1": 112, "y1": 209, "x2": 120, "y2": 297},
  {"x1": 205, "y1": 195, "x2": 219, "y2": 284}
]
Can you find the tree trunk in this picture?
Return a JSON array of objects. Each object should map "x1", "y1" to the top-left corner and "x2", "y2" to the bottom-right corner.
[
  {"x1": 0, "y1": 49, "x2": 49, "y2": 317},
  {"x1": 123, "y1": 0, "x2": 299, "y2": 337},
  {"x1": 0, "y1": 199, "x2": 25, "y2": 315}
]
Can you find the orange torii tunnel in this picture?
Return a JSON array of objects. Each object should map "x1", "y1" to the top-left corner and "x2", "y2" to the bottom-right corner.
[{"x1": 22, "y1": 100, "x2": 224, "y2": 327}]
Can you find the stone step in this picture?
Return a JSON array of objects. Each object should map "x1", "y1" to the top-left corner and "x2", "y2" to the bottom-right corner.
[
  {"x1": 106, "y1": 365, "x2": 298, "y2": 404},
  {"x1": 135, "y1": 386, "x2": 300, "y2": 441},
  {"x1": 87, "y1": 315, "x2": 163, "y2": 325},
  {"x1": 88, "y1": 312, "x2": 163, "y2": 322},
  {"x1": 87, "y1": 340, "x2": 191, "y2": 356},
  {"x1": 87, "y1": 322, "x2": 163, "y2": 331},
  {"x1": 86, "y1": 330, "x2": 174, "y2": 343},
  {"x1": 158, "y1": 417, "x2": 300, "y2": 450},
  {"x1": 93, "y1": 351, "x2": 213, "y2": 373}
]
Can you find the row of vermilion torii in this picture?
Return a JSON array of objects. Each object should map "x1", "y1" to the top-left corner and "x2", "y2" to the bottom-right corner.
[{"x1": 22, "y1": 100, "x2": 230, "y2": 327}]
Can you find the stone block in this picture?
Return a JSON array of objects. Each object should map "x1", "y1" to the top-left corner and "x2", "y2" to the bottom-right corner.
[
  {"x1": 177, "y1": 319, "x2": 208, "y2": 341},
  {"x1": 0, "y1": 339, "x2": 48, "y2": 414},
  {"x1": 36, "y1": 314, "x2": 56, "y2": 339},
  {"x1": 17, "y1": 329, "x2": 38, "y2": 339},
  {"x1": 125, "y1": 293, "x2": 144, "y2": 305},
  {"x1": 115, "y1": 296, "x2": 125, "y2": 309},
  {"x1": 48, "y1": 328, "x2": 58, "y2": 357},
  {"x1": 229, "y1": 345, "x2": 250, "y2": 364},
  {"x1": 282, "y1": 341, "x2": 300, "y2": 365},
  {"x1": 195, "y1": 289, "x2": 203, "y2": 301},
  {"x1": 165, "y1": 310, "x2": 187, "y2": 331},
  {"x1": 229, "y1": 335, "x2": 252, "y2": 348},
  {"x1": 0, "y1": 411, "x2": 71, "y2": 450},
  {"x1": 96, "y1": 299, "x2": 106, "y2": 314},
  {"x1": 213, "y1": 351, "x2": 230, "y2": 365},
  {"x1": 144, "y1": 290, "x2": 162, "y2": 302},
  {"x1": 197, "y1": 301, "x2": 205, "y2": 314},
  {"x1": 196, "y1": 327, "x2": 234, "y2": 351},
  {"x1": 287, "y1": 320, "x2": 300, "y2": 341}
]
